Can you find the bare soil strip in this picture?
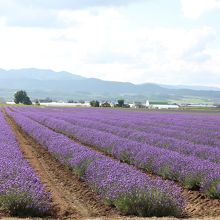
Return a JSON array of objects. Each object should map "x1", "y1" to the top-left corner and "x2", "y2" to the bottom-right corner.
[{"x1": 4, "y1": 111, "x2": 119, "y2": 219}]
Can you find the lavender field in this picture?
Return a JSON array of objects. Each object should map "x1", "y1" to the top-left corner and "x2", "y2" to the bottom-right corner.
[
  {"x1": 0, "y1": 110, "x2": 51, "y2": 216},
  {"x1": 1, "y1": 106, "x2": 220, "y2": 218},
  {"x1": 11, "y1": 107, "x2": 220, "y2": 198}
]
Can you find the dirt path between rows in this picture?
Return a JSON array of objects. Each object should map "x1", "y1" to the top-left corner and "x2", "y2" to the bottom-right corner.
[{"x1": 4, "y1": 110, "x2": 120, "y2": 220}]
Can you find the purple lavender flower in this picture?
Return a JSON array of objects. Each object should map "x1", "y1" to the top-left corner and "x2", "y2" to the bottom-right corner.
[
  {"x1": 0, "y1": 110, "x2": 51, "y2": 216},
  {"x1": 13, "y1": 107, "x2": 220, "y2": 197},
  {"x1": 7, "y1": 108, "x2": 185, "y2": 217}
]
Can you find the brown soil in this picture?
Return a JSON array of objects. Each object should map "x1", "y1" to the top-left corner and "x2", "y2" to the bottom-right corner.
[{"x1": 2, "y1": 110, "x2": 220, "y2": 220}]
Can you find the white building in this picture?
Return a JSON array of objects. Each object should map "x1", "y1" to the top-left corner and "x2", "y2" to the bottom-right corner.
[
  {"x1": 130, "y1": 101, "x2": 145, "y2": 108},
  {"x1": 145, "y1": 100, "x2": 150, "y2": 107},
  {"x1": 39, "y1": 102, "x2": 90, "y2": 107},
  {"x1": 130, "y1": 100, "x2": 180, "y2": 109},
  {"x1": 6, "y1": 101, "x2": 15, "y2": 105},
  {"x1": 150, "y1": 104, "x2": 179, "y2": 109}
]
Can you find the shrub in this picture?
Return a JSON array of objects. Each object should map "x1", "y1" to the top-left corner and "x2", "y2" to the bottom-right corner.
[{"x1": 0, "y1": 191, "x2": 47, "y2": 217}]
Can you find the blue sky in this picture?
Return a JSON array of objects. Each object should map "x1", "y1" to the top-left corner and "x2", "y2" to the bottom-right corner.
[{"x1": 0, "y1": 0, "x2": 219, "y2": 86}]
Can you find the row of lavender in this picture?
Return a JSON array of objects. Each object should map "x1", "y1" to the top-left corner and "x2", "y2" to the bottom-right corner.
[
  {"x1": 40, "y1": 107, "x2": 220, "y2": 139},
  {"x1": 59, "y1": 113, "x2": 220, "y2": 163},
  {"x1": 78, "y1": 113, "x2": 220, "y2": 147},
  {"x1": 25, "y1": 109, "x2": 220, "y2": 163},
  {"x1": 0, "y1": 109, "x2": 51, "y2": 216},
  {"x1": 14, "y1": 108, "x2": 220, "y2": 199},
  {"x1": 6, "y1": 108, "x2": 184, "y2": 217},
  {"x1": 70, "y1": 108, "x2": 220, "y2": 146},
  {"x1": 58, "y1": 109, "x2": 220, "y2": 147},
  {"x1": 19, "y1": 107, "x2": 220, "y2": 159}
]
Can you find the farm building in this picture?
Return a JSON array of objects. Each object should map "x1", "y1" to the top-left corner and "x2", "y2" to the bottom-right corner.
[
  {"x1": 150, "y1": 104, "x2": 179, "y2": 109},
  {"x1": 130, "y1": 101, "x2": 148, "y2": 108},
  {"x1": 130, "y1": 100, "x2": 179, "y2": 109},
  {"x1": 40, "y1": 102, "x2": 91, "y2": 107}
]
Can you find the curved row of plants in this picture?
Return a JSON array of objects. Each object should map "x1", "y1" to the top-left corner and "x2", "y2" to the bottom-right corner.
[
  {"x1": 17, "y1": 107, "x2": 220, "y2": 163},
  {"x1": 6, "y1": 108, "x2": 185, "y2": 217},
  {"x1": 0, "y1": 109, "x2": 51, "y2": 216},
  {"x1": 14, "y1": 108, "x2": 220, "y2": 199},
  {"x1": 75, "y1": 112, "x2": 220, "y2": 147},
  {"x1": 38, "y1": 110, "x2": 220, "y2": 164},
  {"x1": 42, "y1": 107, "x2": 220, "y2": 146}
]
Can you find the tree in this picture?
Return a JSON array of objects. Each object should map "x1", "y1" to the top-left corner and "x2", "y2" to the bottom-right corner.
[
  {"x1": 78, "y1": 100, "x2": 85, "y2": 104},
  {"x1": 23, "y1": 96, "x2": 32, "y2": 105},
  {"x1": 101, "y1": 102, "x2": 111, "y2": 107},
  {"x1": 14, "y1": 90, "x2": 32, "y2": 105},
  {"x1": 67, "y1": 100, "x2": 75, "y2": 103},
  {"x1": 90, "y1": 100, "x2": 100, "y2": 107},
  {"x1": 117, "y1": 99, "x2": 124, "y2": 107}
]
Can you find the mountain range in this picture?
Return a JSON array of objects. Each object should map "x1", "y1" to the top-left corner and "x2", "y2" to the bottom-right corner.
[{"x1": 0, "y1": 68, "x2": 220, "y2": 104}]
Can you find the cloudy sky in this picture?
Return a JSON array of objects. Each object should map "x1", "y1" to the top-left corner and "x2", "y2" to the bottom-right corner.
[{"x1": 0, "y1": 0, "x2": 220, "y2": 86}]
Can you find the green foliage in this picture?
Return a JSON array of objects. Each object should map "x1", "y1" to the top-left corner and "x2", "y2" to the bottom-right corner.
[
  {"x1": 137, "y1": 159, "x2": 154, "y2": 173},
  {"x1": 114, "y1": 100, "x2": 130, "y2": 108},
  {"x1": 90, "y1": 100, "x2": 100, "y2": 107},
  {"x1": 183, "y1": 174, "x2": 201, "y2": 190},
  {"x1": 14, "y1": 90, "x2": 32, "y2": 105},
  {"x1": 0, "y1": 192, "x2": 40, "y2": 216},
  {"x1": 117, "y1": 99, "x2": 124, "y2": 107},
  {"x1": 101, "y1": 102, "x2": 111, "y2": 107},
  {"x1": 74, "y1": 159, "x2": 93, "y2": 177},
  {"x1": 119, "y1": 150, "x2": 132, "y2": 164},
  {"x1": 23, "y1": 96, "x2": 32, "y2": 105},
  {"x1": 206, "y1": 180, "x2": 220, "y2": 199},
  {"x1": 114, "y1": 190, "x2": 181, "y2": 217},
  {"x1": 103, "y1": 146, "x2": 113, "y2": 155},
  {"x1": 158, "y1": 165, "x2": 172, "y2": 179}
]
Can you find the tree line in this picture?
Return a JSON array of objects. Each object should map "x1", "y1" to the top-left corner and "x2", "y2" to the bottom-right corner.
[
  {"x1": 13, "y1": 90, "x2": 130, "y2": 108},
  {"x1": 90, "y1": 99, "x2": 130, "y2": 108}
]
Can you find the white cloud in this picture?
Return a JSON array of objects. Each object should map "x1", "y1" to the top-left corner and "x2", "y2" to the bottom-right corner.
[
  {"x1": 13, "y1": 0, "x2": 140, "y2": 10},
  {"x1": 0, "y1": 3, "x2": 219, "y2": 86},
  {"x1": 0, "y1": 0, "x2": 142, "y2": 27},
  {"x1": 181, "y1": 0, "x2": 220, "y2": 19}
]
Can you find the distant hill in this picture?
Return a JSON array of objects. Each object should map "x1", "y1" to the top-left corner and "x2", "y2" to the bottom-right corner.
[
  {"x1": 159, "y1": 84, "x2": 220, "y2": 91},
  {"x1": 0, "y1": 68, "x2": 220, "y2": 104},
  {"x1": 0, "y1": 68, "x2": 85, "y2": 81}
]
